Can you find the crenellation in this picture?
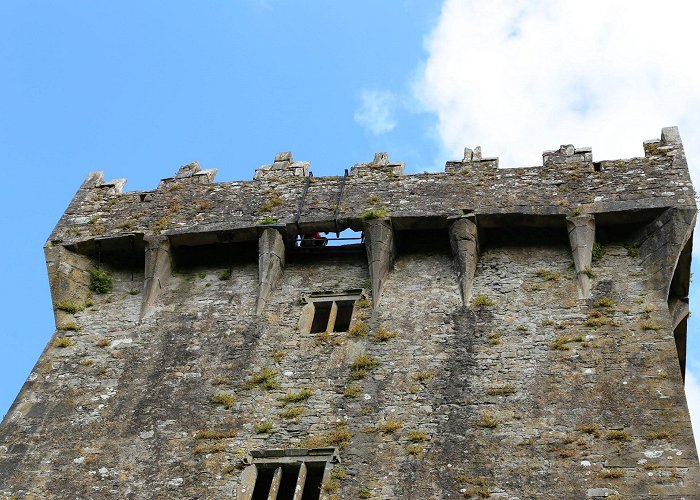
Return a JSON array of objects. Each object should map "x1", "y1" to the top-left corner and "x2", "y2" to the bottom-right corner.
[
  {"x1": 542, "y1": 144, "x2": 593, "y2": 166},
  {"x1": 158, "y1": 161, "x2": 218, "y2": 189},
  {"x1": 254, "y1": 152, "x2": 310, "y2": 180},
  {"x1": 2, "y1": 127, "x2": 699, "y2": 498},
  {"x1": 95, "y1": 177, "x2": 128, "y2": 195},
  {"x1": 661, "y1": 125, "x2": 682, "y2": 145},
  {"x1": 350, "y1": 152, "x2": 405, "y2": 177},
  {"x1": 444, "y1": 145, "x2": 499, "y2": 173}
]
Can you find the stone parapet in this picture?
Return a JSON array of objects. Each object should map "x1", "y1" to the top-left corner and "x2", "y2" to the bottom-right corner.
[{"x1": 46, "y1": 128, "x2": 695, "y2": 249}]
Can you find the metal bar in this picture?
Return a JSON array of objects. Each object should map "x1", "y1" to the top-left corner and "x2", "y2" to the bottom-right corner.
[
  {"x1": 294, "y1": 177, "x2": 312, "y2": 235},
  {"x1": 333, "y1": 171, "x2": 348, "y2": 235}
]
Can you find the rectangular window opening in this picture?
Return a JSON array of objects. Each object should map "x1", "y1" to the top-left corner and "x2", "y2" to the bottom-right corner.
[
  {"x1": 310, "y1": 302, "x2": 332, "y2": 333},
  {"x1": 301, "y1": 462, "x2": 326, "y2": 500},
  {"x1": 333, "y1": 301, "x2": 354, "y2": 332},
  {"x1": 251, "y1": 465, "x2": 276, "y2": 500},
  {"x1": 305, "y1": 291, "x2": 363, "y2": 335},
  {"x1": 278, "y1": 463, "x2": 303, "y2": 499}
]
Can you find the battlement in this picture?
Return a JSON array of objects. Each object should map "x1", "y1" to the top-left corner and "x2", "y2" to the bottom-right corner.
[{"x1": 48, "y1": 127, "x2": 693, "y2": 250}]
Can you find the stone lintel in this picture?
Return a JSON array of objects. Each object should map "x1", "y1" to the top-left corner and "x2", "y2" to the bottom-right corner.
[
  {"x1": 256, "y1": 227, "x2": 286, "y2": 315},
  {"x1": 140, "y1": 235, "x2": 172, "y2": 321},
  {"x1": 449, "y1": 215, "x2": 479, "y2": 305},
  {"x1": 566, "y1": 214, "x2": 595, "y2": 299},
  {"x1": 363, "y1": 218, "x2": 395, "y2": 307}
]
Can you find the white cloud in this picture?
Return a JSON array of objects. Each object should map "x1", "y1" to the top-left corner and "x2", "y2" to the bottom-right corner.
[
  {"x1": 417, "y1": 0, "x2": 700, "y2": 180},
  {"x1": 354, "y1": 89, "x2": 397, "y2": 135},
  {"x1": 686, "y1": 370, "x2": 700, "y2": 457}
]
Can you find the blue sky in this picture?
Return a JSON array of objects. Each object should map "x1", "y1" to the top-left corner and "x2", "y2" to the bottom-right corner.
[{"x1": 1, "y1": 0, "x2": 698, "y2": 451}]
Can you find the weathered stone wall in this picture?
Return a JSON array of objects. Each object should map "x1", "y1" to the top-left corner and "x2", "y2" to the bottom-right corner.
[{"x1": 0, "y1": 127, "x2": 698, "y2": 499}]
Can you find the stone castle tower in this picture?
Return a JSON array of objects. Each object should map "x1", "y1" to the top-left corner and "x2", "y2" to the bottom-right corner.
[{"x1": 1, "y1": 127, "x2": 698, "y2": 498}]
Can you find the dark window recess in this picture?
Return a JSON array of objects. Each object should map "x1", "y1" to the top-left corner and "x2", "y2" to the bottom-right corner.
[
  {"x1": 301, "y1": 463, "x2": 326, "y2": 500},
  {"x1": 278, "y1": 464, "x2": 302, "y2": 498},
  {"x1": 251, "y1": 462, "x2": 326, "y2": 500},
  {"x1": 310, "y1": 302, "x2": 332, "y2": 333},
  {"x1": 396, "y1": 228, "x2": 451, "y2": 254},
  {"x1": 251, "y1": 465, "x2": 276, "y2": 500},
  {"x1": 251, "y1": 463, "x2": 305, "y2": 500},
  {"x1": 172, "y1": 240, "x2": 257, "y2": 270},
  {"x1": 333, "y1": 301, "x2": 354, "y2": 332}
]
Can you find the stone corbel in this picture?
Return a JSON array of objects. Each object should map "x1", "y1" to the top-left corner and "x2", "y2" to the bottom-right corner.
[
  {"x1": 363, "y1": 218, "x2": 396, "y2": 307},
  {"x1": 44, "y1": 244, "x2": 94, "y2": 328},
  {"x1": 566, "y1": 214, "x2": 595, "y2": 299},
  {"x1": 140, "y1": 235, "x2": 172, "y2": 321},
  {"x1": 449, "y1": 215, "x2": 479, "y2": 305},
  {"x1": 636, "y1": 208, "x2": 696, "y2": 298},
  {"x1": 256, "y1": 227, "x2": 286, "y2": 315}
]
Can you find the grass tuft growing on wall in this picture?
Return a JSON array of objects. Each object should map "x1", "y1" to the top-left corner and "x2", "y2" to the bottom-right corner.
[
  {"x1": 245, "y1": 368, "x2": 279, "y2": 390},
  {"x1": 54, "y1": 336, "x2": 74, "y2": 348},
  {"x1": 279, "y1": 388, "x2": 313, "y2": 405},
  {"x1": 472, "y1": 294, "x2": 494, "y2": 307},
  {"x1": 55, "y1": 301, "x2": 84, "y2": 314},
  {"x1": 211, "y1": 393, "x2": 235, "y2": 409},
  {"x1": 89, "y1": 269, "x2": 113, "y2": 294},
  {"x1": 361, "y1": 207, "x2": 388, "y2": 220}
]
